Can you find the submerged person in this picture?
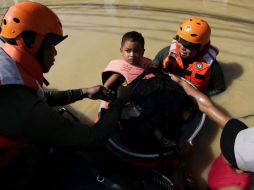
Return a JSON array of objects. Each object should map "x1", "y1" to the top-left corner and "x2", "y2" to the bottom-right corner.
[
  {"x1": 0, "y1": 1, "x2": 132, "y2": 189},
  {"x1": 170, "y1": 74, "x2": 252, "y2": 190},
  {"x1": 153, "y1": 18, "x2": 226, "y2": 96},
  {"x1": 99, "y1": 31, "x2": 196, "y2": 153}
]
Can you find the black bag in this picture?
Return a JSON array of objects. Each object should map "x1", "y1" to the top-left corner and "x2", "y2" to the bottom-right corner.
[{"x1": 120, "y1": 68, "x2": 192, "y2": 153}]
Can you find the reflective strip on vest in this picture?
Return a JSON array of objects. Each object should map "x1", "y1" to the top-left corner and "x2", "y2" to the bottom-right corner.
[{"x1": 203, "y1": 46, "x2": 218, "y2": 65}]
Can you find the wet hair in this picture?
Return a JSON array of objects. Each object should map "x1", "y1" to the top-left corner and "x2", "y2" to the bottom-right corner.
[{"x1": 121, "y1": 31, "x2": 145, "y2": 48}]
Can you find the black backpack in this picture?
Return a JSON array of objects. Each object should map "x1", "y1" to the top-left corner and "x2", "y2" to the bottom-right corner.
[{"x1": 119, "y1": 68, "x2": 194, "y2": 153}]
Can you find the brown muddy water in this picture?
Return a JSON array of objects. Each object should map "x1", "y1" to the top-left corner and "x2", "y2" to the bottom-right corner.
[{"x1": 1, "y1": 0, "x2": 254, "y2": 189}]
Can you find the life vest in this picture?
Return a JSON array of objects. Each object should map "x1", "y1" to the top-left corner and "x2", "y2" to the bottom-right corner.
[
  {"x1": 0, "y1": 43, "x2": 44, "y2": 168},
  {"x1": 102, "y1": 57, "x2": 156, "y2": 84},
  {"x1": 99, "y1": 57, "x2": 156, "y2": 111},
  {"x1": 162, "y1": 40, "x2": 219, "y2": 92}
]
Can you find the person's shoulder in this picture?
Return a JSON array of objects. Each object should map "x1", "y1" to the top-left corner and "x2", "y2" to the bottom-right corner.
[
  {"x1": 209, "y1": 44, "x2": 219, "y2": 53},
  {"x1": 210, "y1": 59, "x2": 222, "y2": 70},
  {"x1": 157, "y1": 45, "x2": 171, "y2": 54},
  {"x1": 153, "y1": 45, "x2": 171, "y2": 66},
  {"x1": 155, "y1": 45, "x2": 171, "y2": 59},
  {"x1": 163, "y1": 45, "x2": 171, "y2": 51}
]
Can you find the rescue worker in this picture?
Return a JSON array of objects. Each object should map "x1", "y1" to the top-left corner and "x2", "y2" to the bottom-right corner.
[
  {"x1": 0, "y1": 1, "x2": 132, "y2": 189},
  {"x1": 153, "y1": 18, "x2": 226, "y2": 96}
]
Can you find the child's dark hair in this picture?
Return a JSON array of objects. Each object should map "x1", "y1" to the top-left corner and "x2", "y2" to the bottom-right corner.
[{"x1": 121, "y1": 31, "x2": 145, "y2": 48}]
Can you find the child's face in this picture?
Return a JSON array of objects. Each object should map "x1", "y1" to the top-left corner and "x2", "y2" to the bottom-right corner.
[
  {"x1": 178, "y1": 42, "x2": 199, "y2": 59},
  {"x1": 120, "y1": 40, "x2": 144, "y2": 65}
]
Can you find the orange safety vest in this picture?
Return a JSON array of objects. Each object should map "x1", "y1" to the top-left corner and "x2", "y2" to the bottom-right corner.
[
  {"x1": 163, "y1": 40, "x2": 219, "y2": 92},
  {"x1": 0, "y1": 43, "x2": 44, "y2": 167},
  {"x1": 100, "y1": 57, "x2": 156, "y2": 110}
]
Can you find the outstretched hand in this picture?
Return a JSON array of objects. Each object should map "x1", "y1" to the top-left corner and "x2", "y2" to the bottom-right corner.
[
  {"x1": 168, "y1": 73, "x2": 181, "y2": 83},
  {"x1": 82, "y1": 85, "x2": 115, "y2": 101}
]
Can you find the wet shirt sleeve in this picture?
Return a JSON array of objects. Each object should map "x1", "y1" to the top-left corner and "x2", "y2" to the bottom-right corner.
[
  {"x1": 22, "y1": 95, "x2": 123, "y2": 150},
  {"x1": 45, "y1": 89, "x2": 84, "y2": 106}
]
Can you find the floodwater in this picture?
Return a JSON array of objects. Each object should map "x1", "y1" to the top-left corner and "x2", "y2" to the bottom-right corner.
[{"x1": 1, "y1": 0, "x2": 254, "y2": 189}]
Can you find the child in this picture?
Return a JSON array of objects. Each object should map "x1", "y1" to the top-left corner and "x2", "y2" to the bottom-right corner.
[
  {"x1": 154, "y1": 18, "x2": 225, "y2": 96},
  {"x1": 103, "y1": 31, "x2": 155, "y2": 90},
  {"x1": 99, "y1": 31, "x2": 156, "y2": 117},
  {"x1": 99, "y1": 31, "x2": 196, "y2": 153}
]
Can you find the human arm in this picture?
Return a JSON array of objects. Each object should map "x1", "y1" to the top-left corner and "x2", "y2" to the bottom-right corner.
[
  {"x1": 21, "y1": 84, "x2": 132, "y2": 150},
  {"x1": 170, "y1": 74, "x2": 231, "y2": 128},
  {"x1": 171, "y1": 75, "x2": 253, "y2": 173},
  {"x1": 21, "y1": 101, "x2": 121, "y2": 149},
  {"x1": 0, "y1": 85, "x2": 131, "y2": 150},
  {"x1": 45, "y1": 85, "x2": 114, "y2": 106},
  {"x1": 206, "y1": 60, "x2": 226, "y2": 96},
  {"x1": 103, "y1": 73, "x2": 125, "y2": 91}
]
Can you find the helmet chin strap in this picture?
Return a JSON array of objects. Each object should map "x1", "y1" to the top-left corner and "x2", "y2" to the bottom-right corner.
[
  {"x1": 43, "y1": 77, "x2": 50, "y2": 86},
  {"x1": 28, "y1": 46, "x2": 50, "y2": 87}
]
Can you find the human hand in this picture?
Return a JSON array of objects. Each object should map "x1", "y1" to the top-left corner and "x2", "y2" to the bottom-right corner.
[
  {"x1": 168, "y1": 73, "x2": 181, "y2": 83},
  {"x1": 82, "y1": 85, "x2": 115, "y2": 101}
]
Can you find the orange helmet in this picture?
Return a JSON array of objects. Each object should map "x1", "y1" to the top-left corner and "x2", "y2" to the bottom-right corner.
[
  {"x1": 177, "y1": 18, "x2": 211, "y2": 49},
  {"x1": 0, "y1": 1, "x2": 67, "y2": 54}
]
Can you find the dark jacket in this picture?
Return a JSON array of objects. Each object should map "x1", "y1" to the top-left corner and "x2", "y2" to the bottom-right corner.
[{"x1": 0, "y1": 85, "x2": 122, "y2": 150}]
